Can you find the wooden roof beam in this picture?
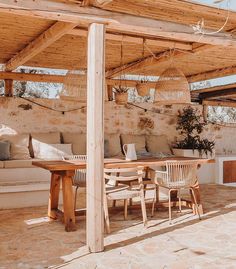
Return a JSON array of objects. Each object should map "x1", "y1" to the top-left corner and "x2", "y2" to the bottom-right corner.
[
  {"x1": 106, "y1": 44, "x2": 212, "y2": 78},
  {"x1": 0, "y1": 71, "x2": 158, "y2": 87},
  {"x1": 0, "y1": 1, "x2": 235, "y2": 47},
  {"x1": 5, "y1": 21, "x2": 77, "y2": 71},
  {"x1": 188, "y1": 65, "x2": 236, "y2": 83},
  {"x1": 191, "y1": 82, "x2": 236, "y2": 94},
  {"x1": 70, "y1": 28, "x2": 193, "y2": 50},
  {"x1": 203, "y1": 99, "x2": 236, "y2": 108},
  {"x1": 199, "y1": 88, "x2": 236, "y2": 100}
]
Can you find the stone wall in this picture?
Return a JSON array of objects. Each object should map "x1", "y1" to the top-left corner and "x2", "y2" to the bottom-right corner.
[{"x1": 0, "y1": 97, "x2": 235, "y2": 155}]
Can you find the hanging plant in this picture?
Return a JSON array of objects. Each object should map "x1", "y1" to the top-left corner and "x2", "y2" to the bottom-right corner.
[
  {"x1": 136, "y1": 39, "x2": 150, "y2": 97},
  {"x1": 136, "y1": 78, "x2": 150, "y2": 97},
  {"x1": 113, "y1": 86, "x2": 129, "y2": 105}
]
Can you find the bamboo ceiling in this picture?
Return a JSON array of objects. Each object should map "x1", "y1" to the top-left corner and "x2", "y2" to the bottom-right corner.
[{"x1": 0, "y1": 0, "x2": 236, "y2": 83}]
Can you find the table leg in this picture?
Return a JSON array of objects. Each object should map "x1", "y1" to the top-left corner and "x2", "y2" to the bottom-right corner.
[
  {"x1": 190, "y1": 180, "x2": 203, "y2": 215},
  {"x1": 48, "y1": 173, "x2": 61, "y2": 219},
  {"x1": 62, "y1": 173, "x2": 76, "y2": 232}
]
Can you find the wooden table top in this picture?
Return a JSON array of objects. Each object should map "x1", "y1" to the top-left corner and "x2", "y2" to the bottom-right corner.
[{"x1": 32, "y1": 157, "x2": 215, "y2": 172}]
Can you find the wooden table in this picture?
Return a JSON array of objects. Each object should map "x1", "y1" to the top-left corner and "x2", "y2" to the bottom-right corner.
[{"x1": 33, "y1": 157, "x2": 214, "y2": 232}]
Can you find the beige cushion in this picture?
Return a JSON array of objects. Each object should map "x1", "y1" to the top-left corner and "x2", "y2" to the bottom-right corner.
[
  {"x1": 120, "y1": 134, "x2": 146, "y2": 153},
  {"x1": 105, "y1": 133, "x2": 123, "y2": 157},
  {"x1": 62, "y1": 133, "x2": 86, "y2": 155},
  {"x1": 146, "y1": 135, "x2": 172, "y2": 154},
  {"x1": 0, "y1": 134, "x2": 30, "y2": 160},
  {"x1": 3, "y1": 159, "x2": 35, "y2": 168},
  {"x1": 31, "y1": 132, "x2": 61, "y2": 158},
  {"x1": 0, "y1": 161, "x2": 4, "y2": 168}
]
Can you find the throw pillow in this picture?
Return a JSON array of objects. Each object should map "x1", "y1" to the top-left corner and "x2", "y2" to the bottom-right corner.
[
  {"x1": 35, "y1": 143, "x2": 73, "y2": 160},
  {"x1": 0, "y1": 141, "x2": 10, "y2": 161},
  {"x1": 62, "y1": 133, "x2": 86, "y2": 155},
  {"x1": 146, "y1": 135, "x2": 172, "y2": 155},
  {"x1": 0, "y1": 134, "x2": 31, "y2": 160}
]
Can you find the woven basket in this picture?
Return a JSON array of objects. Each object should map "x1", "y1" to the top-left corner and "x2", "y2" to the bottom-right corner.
[
  {"x1": 115, "y1": 92, "x2": 128, "y2": 105},
  {"x1": 60, "y1": 70, "x2": 87, "y2": 102},
  {"x1": 136, "y1": 83, "x2": 150, "y2": 97},
  {"x1": 154, "y1": 67, "x2": 190, "y2": 104}
]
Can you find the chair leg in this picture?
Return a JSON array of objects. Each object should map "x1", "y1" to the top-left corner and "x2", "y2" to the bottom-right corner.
[
  {"x1": 151, "y1": 186, "x2": 157, "y2": 217},
  {"x1": 140, "y1": 190, "x2": 148, "y2": 226},
  {"x1": 103, "y1": 196, "x2": 110, "y2": 234},
  {"x1": 124, "y1": 199, "x2": 128, "y2": 220},
  {"x1": 168, "y1": 189, "x2": 172, "y2": 224},
  {"x1": 190, "y1": 188, "x2": 201, "y2": 220},
  {"x1": 178, "y1": 190, "x2": 182, "y2": 213},
  {"x1": 74, "y1": 186, "x2": 79, "y2": 212}
]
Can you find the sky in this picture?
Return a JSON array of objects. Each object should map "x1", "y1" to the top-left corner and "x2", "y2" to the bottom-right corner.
[{"x1": 192, "y1": 0, "x2": 236, "y2": 11}]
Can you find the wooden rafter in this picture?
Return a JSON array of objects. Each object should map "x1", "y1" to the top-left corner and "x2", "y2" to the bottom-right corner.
[
  {"x1": 106, "y1": 44, "x2": 212, "y2": 78},
  {"x1": 203, "y1": 100, "x2": 236, "y2": 108},
  {"x1": 5, "y1": 21, "x2": 77, "y2": 71},
  {"x1": 199, "y1": 88, "x2": 236, "y2": 100},
  {"x1": 188, "y1": 65, "x2": 236, "y2": 83},
  {"x1": 192, "y1": 83, "x2": 236, "y2": 94},
  {"x1": 0, "y1": 1, "x2": 235, "y2": 48},
  {"x1": 70, "y1": 28, "x2": 193, "y2": 51}
]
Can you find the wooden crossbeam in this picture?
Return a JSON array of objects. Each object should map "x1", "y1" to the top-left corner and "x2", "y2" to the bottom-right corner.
[
  {"x1": 203, "y1": 99, "x2": 236, "y2": 108},
  {"x1": 188, "y1": 65, "x2": 236, "y2": 83},
  {"x1": 5, "y1": 21, "x2": 77, "y2": 71},
  {"x1": 192, "y1": 83, "x2": 236, "y2": 94},
  {"x1": 0, "y1": 1, "x2": 235, "y2": 48},
  {"x1": 106, "y1": 44, "x2": 212, "y2": 78},
  {"x1": 199, "y1": 88, "x2": 236, "y2": 100},
  {"x1": 70, "y1": 28, "x2": 192, "y2": 51},
  {"x1": 0, "y1": 71, "x2": 158, "y2": 87}
]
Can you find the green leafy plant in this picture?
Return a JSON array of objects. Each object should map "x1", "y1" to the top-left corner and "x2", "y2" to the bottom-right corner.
[{"x1": 175, "y1": 106, "x2": 215, "y2": 156}]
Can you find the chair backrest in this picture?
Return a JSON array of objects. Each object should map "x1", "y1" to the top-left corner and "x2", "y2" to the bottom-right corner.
[
  {"x1": 165, "y1": 160, "x2": 198, "y2": 188},
  {"x1": 63, "y1": 155, "x2": 87, "y2": 185},
  {"x1": 104, "y1": 166, "x2": 144, "y2": 187}
]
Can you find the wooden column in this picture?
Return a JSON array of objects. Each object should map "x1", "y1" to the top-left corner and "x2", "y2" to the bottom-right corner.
[
  {"x1": 86, "y1": 23, "x2": 105, "y2": 252},
  {"x1": 4, "y1": 79, "x2": 13, "y2": 96},
  {"x1": 107, "y1": 85, "x2": 113, "y2": 101}
]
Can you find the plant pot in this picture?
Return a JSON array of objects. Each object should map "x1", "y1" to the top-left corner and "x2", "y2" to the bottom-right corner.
[
  {"x1": 172, "y1": 148, "x2": 215, "y2": 159},
  {"x1": 115, "y1": 92, "x2": 128, "y2": 105},
  {"x1": 136, "y1": 83, "x2": 150, "y2": 97}
]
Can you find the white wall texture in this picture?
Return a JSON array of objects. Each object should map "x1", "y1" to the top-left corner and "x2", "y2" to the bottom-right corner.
[{"x1": 0, "y1": 97, "x2": 235, "y2": 155}]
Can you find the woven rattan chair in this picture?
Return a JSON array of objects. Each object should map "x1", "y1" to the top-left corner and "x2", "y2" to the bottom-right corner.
[
  {"x1": 104, "y1": 166, "x2": 147, "y2": 233},
  {"x1": 154, "y1": 160, "x2": 201, "y2": 224},
  {"x1": 63, "y1": 155, "x2": 87, "y2": 210}
]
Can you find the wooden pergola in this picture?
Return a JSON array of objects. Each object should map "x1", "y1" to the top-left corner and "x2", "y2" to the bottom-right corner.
[{"x1": 1, "y1": 0, "x2": 236, "y2": 252}]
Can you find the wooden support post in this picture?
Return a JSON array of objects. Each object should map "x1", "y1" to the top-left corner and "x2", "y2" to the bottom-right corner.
[
  {"x1": 4, "y1": 79, "x2": 13, "y2": 96},
  {"x1": 86, "y1": 23, "x2": 105, "y2": 253},
  {"x1": 107, "y1": 85, "x2": 113, "y2": 101}
]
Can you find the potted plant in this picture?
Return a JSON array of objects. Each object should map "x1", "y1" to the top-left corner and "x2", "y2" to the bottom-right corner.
[
  {"x1": 172, "y1": 106, "x2": 215, "y2": 158},
  {"x1": 136, "y1": 78, "x2": 150, "y2": 97},
  {"x1": 113, "y1": 86, "x2": 129, "y2": 105}
]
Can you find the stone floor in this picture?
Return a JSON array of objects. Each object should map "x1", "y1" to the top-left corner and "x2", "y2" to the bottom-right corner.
[{"x1": 1, "y1": 184, "x2": 236, "y2": 269}]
